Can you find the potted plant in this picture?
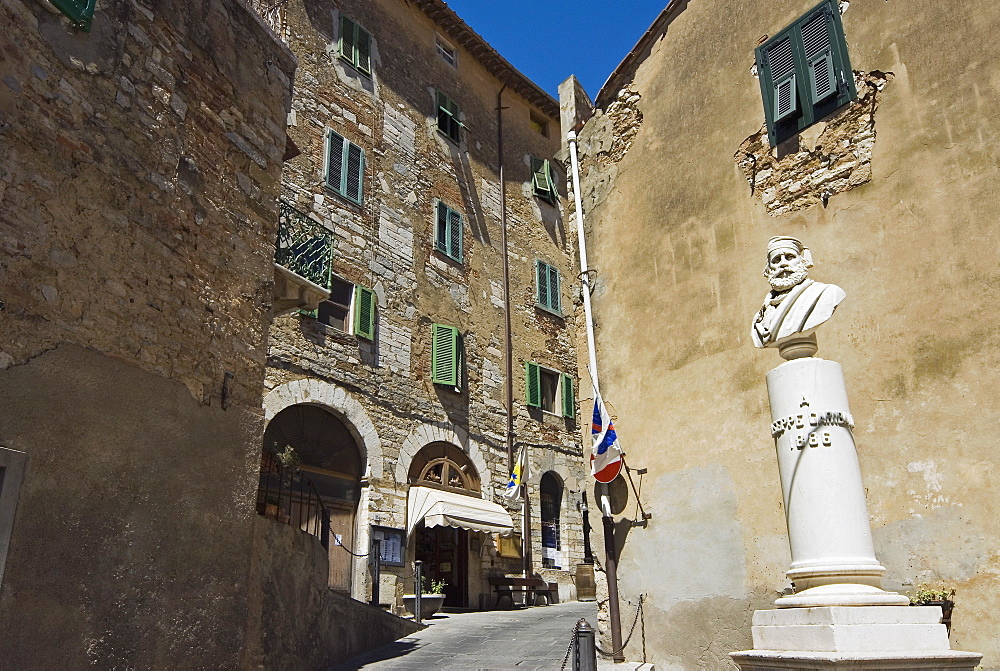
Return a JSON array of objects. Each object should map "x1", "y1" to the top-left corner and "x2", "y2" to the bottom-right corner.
[
  {"x1": 403, "y1": 578, "x2": 447, "y2": 619},
  {"x1": 909, "y1": 583, "x2": 956, "y2": 636}
]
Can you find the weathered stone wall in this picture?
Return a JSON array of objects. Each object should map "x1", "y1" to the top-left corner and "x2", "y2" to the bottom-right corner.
[
  {"x1": 265, "y1": 0, "x2": 589, "y2": 608},
  {"x1": 573, "y1": 0, "x2": 1000, "y2": 667},
  {"x1": 245, "y1": 516, "x2": 421, "y2": 668},
  {"x1": 0, "y1": 0, "x2": 294, "y2": 666}
]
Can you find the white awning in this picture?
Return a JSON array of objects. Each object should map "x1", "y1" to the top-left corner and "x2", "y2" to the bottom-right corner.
[{"x1": 407, "y1": 486, "x2": 514, "y2": 536}]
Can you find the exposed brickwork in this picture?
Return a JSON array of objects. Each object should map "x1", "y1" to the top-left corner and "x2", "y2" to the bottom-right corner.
[{"x1": 735, "y1": 71, "x2": 893, "y2": 216}]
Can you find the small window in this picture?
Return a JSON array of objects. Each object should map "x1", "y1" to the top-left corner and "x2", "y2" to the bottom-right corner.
[
  {"x1": 436, "y1": 91, "x2": 463, "y2": 143},
  {"x1": 535, "y1": 260, "x2": 561, "y2": 314},
  {"x1": 325, "y1": 130, "x2": 365, "y2": 205},
  {"x1": 525, "y1": 362, "x2": 574, "y2": 418},
  {"x1": 436, "y1": 36, "x2": 457, "y2": 68},
  {"x1": 317, "y1": 277, "x2": 354, "y2": 331},
  {"x1": 51, "y1": 0, "x2": 95, "y2": 31},
  {"x1": 435, "y1": 201, "x2": 463, "y2": 263},
  {"x1": 431, "y1": 323, "x2": 463, "y2": 389},
  {"x1": 755, "y1": 0, "x2": 855, "y2": 146},
  {"x1": 529, "y1": 112, "x2": 549, "y2": 137},
  {"x1": 531, "y1": 157, "x2": 558, "y2": 205},
  {"x1": 339, "y1": 15, "x2": 372, "y2": 75}
]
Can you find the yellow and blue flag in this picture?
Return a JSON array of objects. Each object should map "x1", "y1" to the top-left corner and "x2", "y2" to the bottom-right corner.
[{"x1": 503, "y1": 446, "x2": 524, "y2": 497}]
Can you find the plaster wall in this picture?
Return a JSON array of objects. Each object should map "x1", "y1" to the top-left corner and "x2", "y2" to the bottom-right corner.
[
  {"x1": 573, "y1": 0, "x2": 1000, "y2": 667},
  {"x1": 264, "y1": 0, "x2": 591, "y2": 608},
  {"x1": 0, "y1": 0, "x2": 294, "y2": 665}
]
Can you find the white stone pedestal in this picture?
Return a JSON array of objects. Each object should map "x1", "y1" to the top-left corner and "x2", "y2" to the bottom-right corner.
[{"x1": 731, "y1": 606, "x2": 982, "y2": 669}]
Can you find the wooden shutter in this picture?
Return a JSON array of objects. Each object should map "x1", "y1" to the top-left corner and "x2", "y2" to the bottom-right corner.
[
  {"x1": 448, "y1": 208, "x2": 463, "y2": 262},
  {"x1": 339, "y1": 16, "x2": 357, "y2": 64},
  {"x1": 801, "y1": 8, "x2": 837, "y2": 103},
  {"x1": 561, "y1": 373, "x2": 574, "y2": 418},
  {"x1": 536, "y1": 260, "x2": 549, "y2": 308},
  {"x1": 345, "y1": 142, "x2": 364, "y2": 204},
  {"x1": 435, "y1": 201, "x2": 449, "y2": 254},
  {"x1": 431, "y1": 324, "x2": 459, "y2": 387},
  {"x1": 353, "y1": 285, "x2": 375, "y2": 340},
  {"x1": 437, "y1": 91, "x2": 460, "y2": 142},
  {"x1": 326, "y1": 131, "x2": 345, "y2": 193},
  {"x1": 525, "y1": 362, "x2": 541, "y2": 407},
  {"x1": 548, "y1": 264, "x2": 560, "y2": 312},
  {"x1": 50, "y1": 0, "x2": 95, "y2": 31},
  {"x1": 546, "y1": 160, "x2": 559, "y2": 200},
  {"x1": 356, "y1": 26, "x2": 372, "y2": 74},
  {"x1": 766, "y1": 37, "x2": 798, "y2": 122},
  {"x1": 531, "y1": 157, "x2": 552, "y2": 201}
]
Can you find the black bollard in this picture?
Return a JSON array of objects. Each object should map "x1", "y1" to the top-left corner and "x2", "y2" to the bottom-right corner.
[
  {"x1": 414, "y1": 560, "x2": 423, "y2": 625},
  {"x1": 573, "y1": 619, "x2": 597, "y2": 671},
  {"x1": 370, "y1": 539, "x2": 382, "y2": 606}
]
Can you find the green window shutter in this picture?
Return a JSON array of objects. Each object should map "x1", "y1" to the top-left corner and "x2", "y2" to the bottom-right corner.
[
  {"x1": 353, "y1": 285, "x2": 375, "y2": 340},
  {"x1": 525, "y1": 362, "x2": 541, "y2": 407},
  {"x1": 561, "y1": 373, "x2": 574, "y2": 418},
  {"x1": 356, "y1": 26, "x2": 372, "y2": 74},
  {"x1": 51, "y1": 0, "x2": 95, "y2": 31},
  {"x1": 431, "y1": 324, "x2": 459, "y2": 387},
  {"x1": 531, "y1": 157, "x2": 552, "y2": 201},
  {"x1": 801, "y1": 8, "x2": 837, "y2": 103},
  {"x1": 339, "y1": 16, "x2": 357, "y2": 64},
  {"x1": 436, "y1": 91, "x2": 461, "y2": 142},
  {"x1": 345, "y1": 143, "x2": 364, "y2": 204},
  {"x1": 536, "y1": 260, "x2": 549, "y2": 308},
  {"x1": 548, "y1": 263, "x2": 560, "y2": 312},
  {"x1": 449, "y1": 209, "x2": 463, "y2": 262},
  {"x1": 546, "y1": 160, "x2": 559, "y2": 201},
  {"x1": 326, "y1": 131, "x2": 345, "y2": 193},
  {"x1": 765, "y1": 37, "x2": 798, "y2": 122},
  {"x1": 435, "y1": 201, "x2": 449, "y2": 254}
]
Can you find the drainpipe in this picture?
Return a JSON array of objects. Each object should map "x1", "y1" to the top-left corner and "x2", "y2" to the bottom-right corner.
[{"x1": 568, "y1": 130, "x2": 624, "y2": 662}]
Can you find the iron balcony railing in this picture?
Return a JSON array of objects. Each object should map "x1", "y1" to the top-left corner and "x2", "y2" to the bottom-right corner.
[
  {"x1": 256, "y1": 451, "x2": 331, "y2": 550},
  {"x1": 274, "y1": 200, "x2": 333, "y2": 291},
  {"x1": 243, "y1": 0, "x2": 289, "y2": 41}
]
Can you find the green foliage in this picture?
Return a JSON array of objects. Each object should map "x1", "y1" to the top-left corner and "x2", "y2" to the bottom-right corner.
[
  {"x1": 909, "y1": 583, "x2": 955, "y2": 604},
  {"x1": 275, "y1": 444, "x2": 301, "y2": 469},
  {"x1": 423, "y1": 577, "x2": 447, "y2": 595}
]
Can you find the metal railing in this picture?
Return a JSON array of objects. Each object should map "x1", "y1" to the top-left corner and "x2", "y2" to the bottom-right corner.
[
  {"x1": 255, "y1": 451, "x2": 331, "y2": 549},
  {"x1": 274, "y1": 200, "x2": 333, "y2": 290},
  {"x1": 243, "y1": 0, "x2": 289, "y2": 41}
]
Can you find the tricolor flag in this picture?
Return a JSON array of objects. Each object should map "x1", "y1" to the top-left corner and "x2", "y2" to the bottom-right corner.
[
  {"x1": 503, "y1": 446, "x2": 525, "y2": 497},
  {"x1": 591, "y1": 393, "x2": 623, "y2": 483}
]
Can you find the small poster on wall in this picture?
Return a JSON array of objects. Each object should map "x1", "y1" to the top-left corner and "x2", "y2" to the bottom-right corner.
[
  {"x1": 370, "y1": 525, "x2": 405, "y2": 567},
  {"x1": 497, "y1": 532, "x2": 523, "y2": 558}
]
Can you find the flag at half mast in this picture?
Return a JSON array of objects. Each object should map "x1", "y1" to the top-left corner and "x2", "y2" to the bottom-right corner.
[{"x1": 591, "y1": 392, "x2": 623, "y2": 483}]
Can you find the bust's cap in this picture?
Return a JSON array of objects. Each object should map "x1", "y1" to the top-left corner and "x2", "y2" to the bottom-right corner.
[{"x1": 767, "y1": 236, "x2": 805, "y2": 256}]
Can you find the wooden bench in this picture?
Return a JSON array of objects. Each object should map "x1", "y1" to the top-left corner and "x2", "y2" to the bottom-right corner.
[{"x1": 487, "y1": 576, "x2": 552, "y2": 608}]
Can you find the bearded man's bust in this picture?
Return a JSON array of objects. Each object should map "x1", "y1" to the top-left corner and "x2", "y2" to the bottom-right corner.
[{"x1": 751, "y1": 236, "x2": 846, "y2": 351}]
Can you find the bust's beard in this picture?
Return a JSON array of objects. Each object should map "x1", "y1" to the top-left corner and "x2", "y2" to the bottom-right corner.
[{"x1": 768, "y1": 265, "x2": 809, "y2": 292}]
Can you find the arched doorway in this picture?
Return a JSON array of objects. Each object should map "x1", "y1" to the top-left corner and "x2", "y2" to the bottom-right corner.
[
  {"x1": 540, "y1": 472, "x2": 563, "y2": 569},
  {"x1": 259, "y1": 404, "x2": 362, "y2": 592},
  {"x1": 408, "y1": 443, "x2": 480, "y2": 607}
]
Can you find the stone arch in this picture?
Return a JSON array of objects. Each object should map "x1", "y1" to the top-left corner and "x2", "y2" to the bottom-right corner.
[
  {"x1": 263, "y1": 378, "x2": 383, "y2": 481},
  {"x1": 396, "y1": 421, "x2": 492, "y2": 497}
]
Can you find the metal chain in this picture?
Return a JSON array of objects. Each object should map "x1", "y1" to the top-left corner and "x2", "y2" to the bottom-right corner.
[
  {"x1": 595, "y1": 594, "x2": 644, "y2": 658},
  {"x1": 560, "y1": 618, "x2": 587, "y2": 671}
]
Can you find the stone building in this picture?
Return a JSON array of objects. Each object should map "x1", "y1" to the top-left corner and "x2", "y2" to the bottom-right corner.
[
  {"x1": 0, "y1": 0, "x2": 414, "y2": 667},
  {"x1": 567, "y1": 0, "x2": 1000, "y2": 667},
  {"x1": 253, "y1": 0, "x2": 590, "y2": 613}
]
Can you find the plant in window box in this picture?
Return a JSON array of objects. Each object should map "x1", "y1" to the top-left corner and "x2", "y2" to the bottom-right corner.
[{"x1": 909, "y1": 583, "x2": 956, "y2": 636}]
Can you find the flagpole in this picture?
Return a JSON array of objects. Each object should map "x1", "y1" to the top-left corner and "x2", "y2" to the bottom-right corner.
[{"x1": 568, "y1": 130, "x2": 625, "y2": 662}]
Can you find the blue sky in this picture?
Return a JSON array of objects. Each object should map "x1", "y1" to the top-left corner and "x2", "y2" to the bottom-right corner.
[{"x1": 443, "y1": 1, "x2": 667, "y2": 100}]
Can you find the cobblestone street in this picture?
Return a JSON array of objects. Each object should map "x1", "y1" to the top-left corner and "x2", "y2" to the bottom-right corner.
[{"x1": 330, "y1": 602, "x2": 598, "y2": 670}]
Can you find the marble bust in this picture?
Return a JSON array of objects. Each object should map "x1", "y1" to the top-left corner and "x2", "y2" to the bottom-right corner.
[{"x1": 751, "y1": 236, "x2": 845, "y2": 355}]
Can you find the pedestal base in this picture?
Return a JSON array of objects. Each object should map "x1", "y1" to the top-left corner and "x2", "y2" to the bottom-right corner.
[
  {"x1": 776, "y1": 583, "x2": 909, "y2": 608},
  {"x1": 731, "y1": 607, "x2": 981, "y2": 670}
]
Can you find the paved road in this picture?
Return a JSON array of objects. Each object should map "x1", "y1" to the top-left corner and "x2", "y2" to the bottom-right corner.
[{"x1": 331, "y1": 601, "x2": 598, "y2": 670}]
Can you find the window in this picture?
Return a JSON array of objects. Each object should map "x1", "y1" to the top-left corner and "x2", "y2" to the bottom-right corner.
[
  {"x1": 325, "y1": 130, "x2": 365, "y2": 205},
  {"x1": 312, "y1": 278, "x2": 376, "y2": 340},
  {"x1": 531, "y1": 157, "x2": 558, "y2": 205},
  {"x1": 755, "y1": 0, "x2": 856, "y2": 147},
  {"x1": 540, "y1": 472, "x2": 562, "y2": 569},
  {"x1": 435, "y1": 201, "x2": 463, "y2": 263},
  {"x1": 408, "y1": 442, "x2": 481, "y2": 493},
  {"x1": 338, "y1": 15, "x2": 372, "y2": 75},
  {"x1": 529, "y1": 112, "x2": 549, "y2": 137},
  {"x1": 436, "y1": 91, "x2": 463, "y2": 143},
  {"x1": 525, "y1": 362, "x2": 574, "y2": 418},
  {"x1": 51, "y1": 0, "x2": 95, "y2": 31},
  {"x1": 436, "y1": 36, "x2": 457, "y2": 68},
  {"x1": 535, "y1": 260, "x2": 561, "y2": 314},
  {"x1": 431, "y1": 323, "x2": 463, "y2": 389}
]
